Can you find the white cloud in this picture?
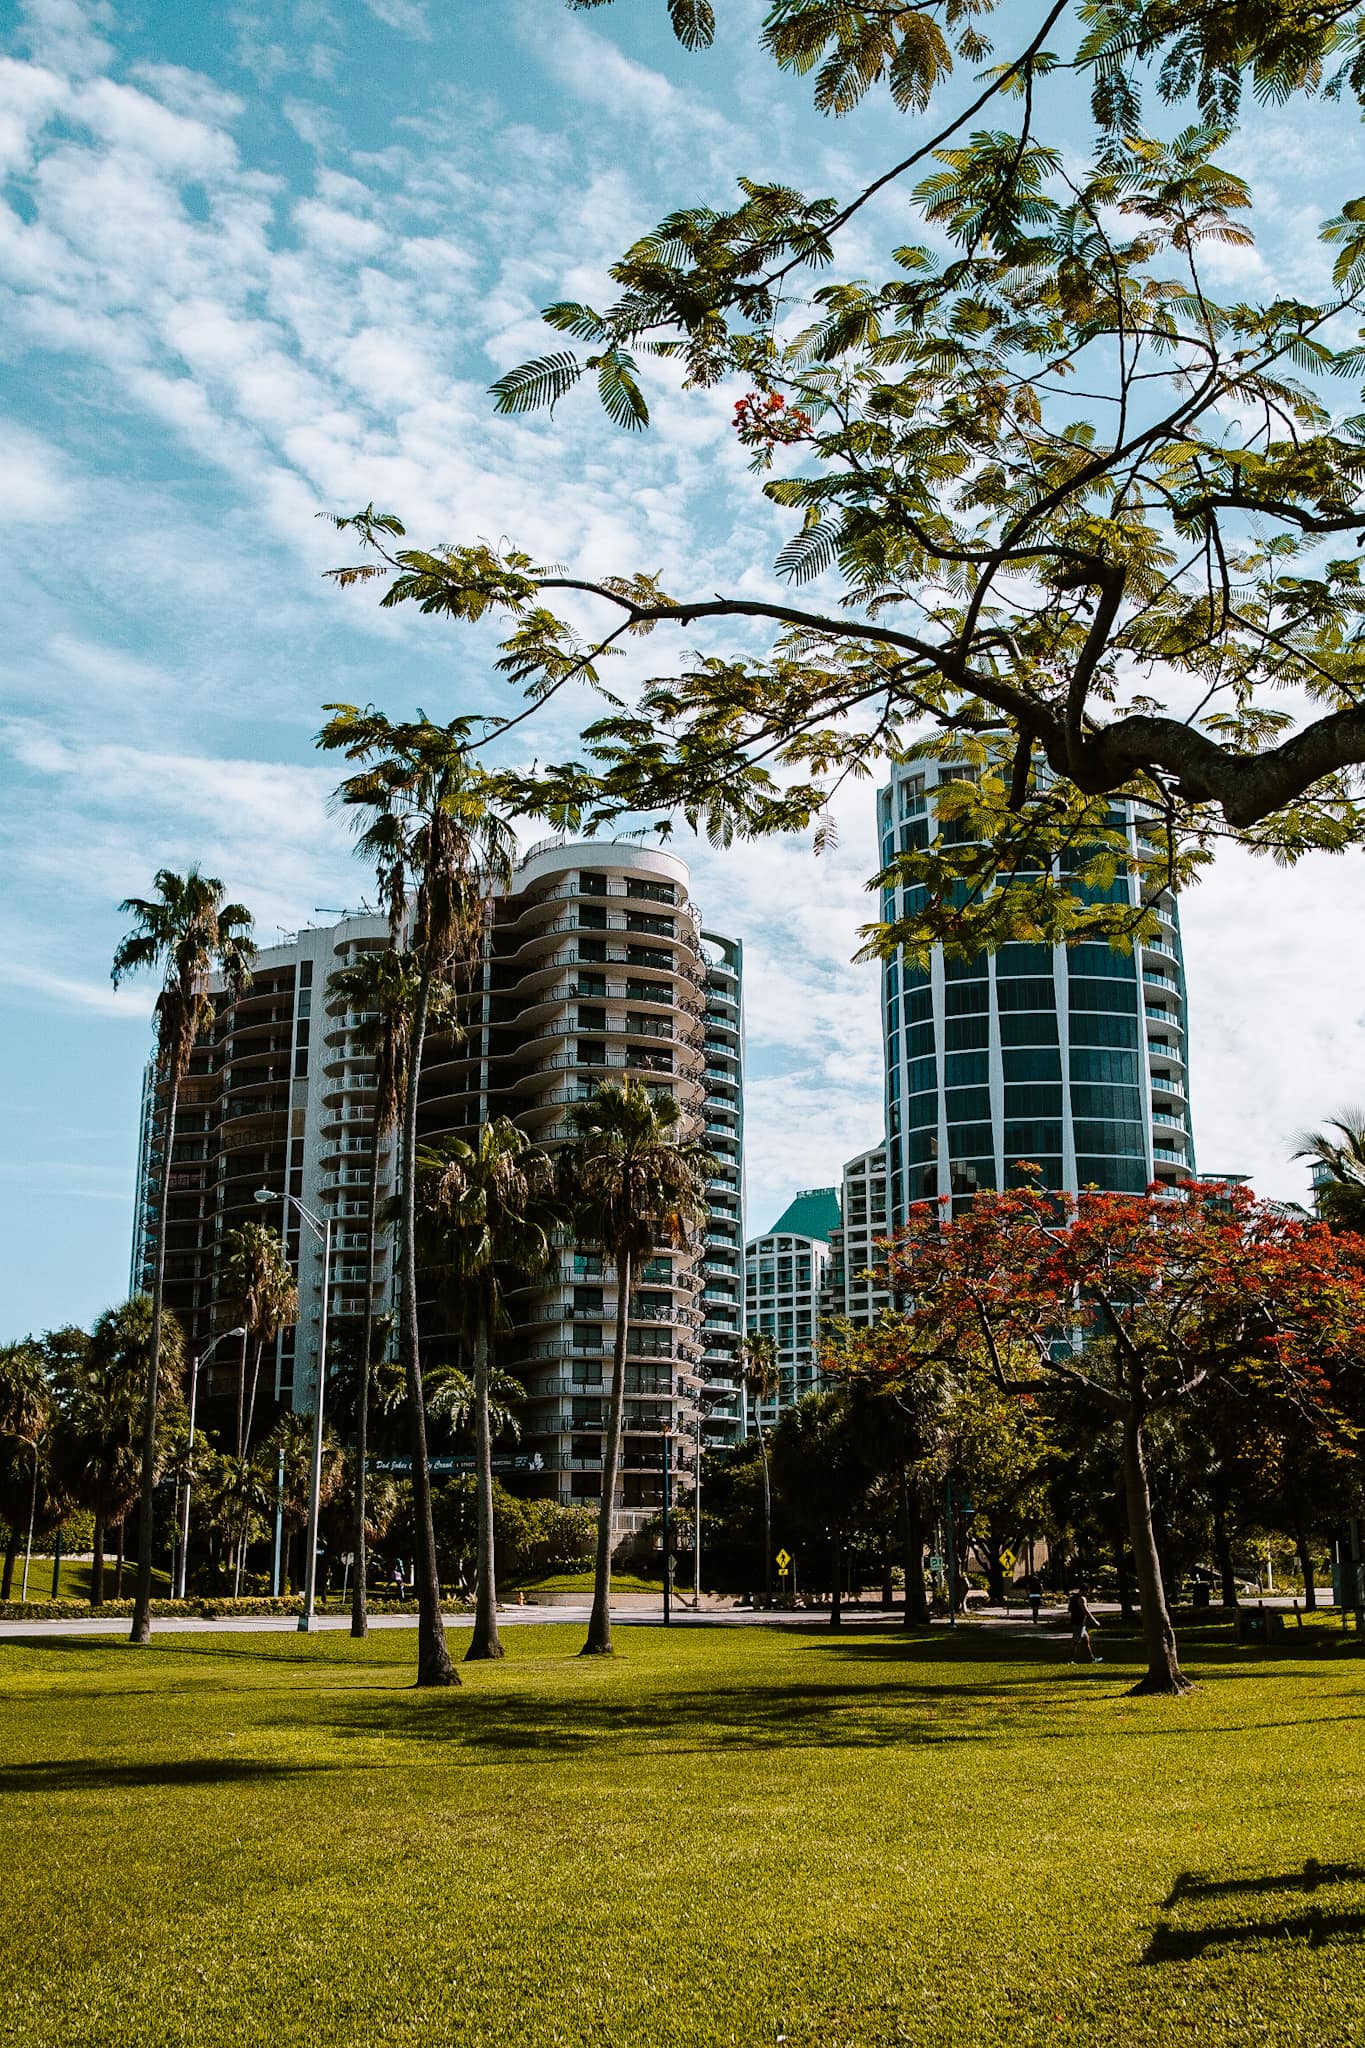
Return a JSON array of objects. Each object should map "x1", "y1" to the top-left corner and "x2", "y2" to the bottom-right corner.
[
  {"x1": 18, "y1": 0, "x2": 113, "y2": 79},
  {"x1": 0, "y1": 419, "x2": 76, "y2": 522},
  {"x1": 359, "y1": 0, "x2": 432, "y2": 39},
  {"x1": 1, "y1": 960, "x2": 148, "y2": 1019}
]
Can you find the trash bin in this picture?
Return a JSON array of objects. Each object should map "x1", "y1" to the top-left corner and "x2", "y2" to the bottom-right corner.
[
  {"x1": 1236, "y1": 1608, "x2": 1283, "y2": 1644},
  {"x1": 1192, "y1": 1582, "x2": 1210, "y2": 1610}
]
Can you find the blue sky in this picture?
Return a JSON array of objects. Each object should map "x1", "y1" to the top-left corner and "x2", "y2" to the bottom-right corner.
[{"x1": 3, "y1": 0, "x2": 1364, "y2": 1336}]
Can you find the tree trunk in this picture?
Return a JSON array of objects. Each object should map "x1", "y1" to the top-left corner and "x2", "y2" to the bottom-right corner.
[
  {"x1": 467, "y1": 1310, "x2": 504, "y2": 1661},
  {"x1": 902, "y1": 1472, "x2": 931, "y2": 1628},
  {"x1": 757, "y1": 1417, "x2": 772, "y2": 1605},
  {"x1": 243, "y1": 1339, "x2": 266, "y2": 1457},
  {"x1": 984, "y1": 1522, "x2": 1006, "y2": 1606},
  {"x1": 92, "y1": 1514, "x2": 106, "y2": 1608},
  {"x1": 1211, "y1": 1493, "x2": 1238, "y2": 1610},
  {"x1": 881, "y1": 1556, "x2": 894, "y2": 1609},
  {"x1": 829, "y1": 1528, "x2": 843, "y2": 1629},
  {"x1": 351, "y1": 1140, "x2": 383, "y2": 1641},
  {"x1": 584, "y1": 1246, "x2": 632, "y2": 1656},
  {"x1": 1293, "y1": 1512, "x2": 1317, "y2": 1611},
  {"x1": 131, "y1": 1069, "x2": 179, "y2": 1644},
  {"x1": 1121, "y1": 1405, "x2": 1192, "y2": 1695},
  {"x1": 114, "y1": 1521, "x2": 125, "y2": 1599},
  {"x1": 1, "y1": 1531, "x2": 18, "y2": 1601},
  {"x1": 400, "y1": 970, "x2": 457, "y2": 1686},
  {"x1": 235, "y1": 1325, "x2": 249, "y2": 1457}
]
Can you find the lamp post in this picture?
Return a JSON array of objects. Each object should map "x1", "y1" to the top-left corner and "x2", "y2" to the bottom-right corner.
[
  {"x1": 176, "y1": 1324, "x2": 246, "y2": 1599},
  {"x1": 257, "y1": 1187, "x2": 331, "y2": 1633},
  {"x1": 661, "y1": 1427, "x2": 672, "y2": 1628}
]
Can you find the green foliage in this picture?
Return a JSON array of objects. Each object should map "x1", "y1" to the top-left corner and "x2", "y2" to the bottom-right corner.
[{"x1": 329, "y1": 2, "x2": 1365, "y2": 958}]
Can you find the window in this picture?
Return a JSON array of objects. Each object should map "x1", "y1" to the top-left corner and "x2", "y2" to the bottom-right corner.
[
  {"x1": 944, "y1": 1015, "x2": 989, "y2": 1052},
  {"x1": 999, "y1": 1011, "x2": 1058, "y2": 1046},
  {"x1": 898, "y1": 773, "x2": 926, "y2": 818},
  {"x1": 578, "y1": 872, "x2": 607, "y2": 896},
  {"x1": 1004, "y1": 1084, "x2": 1063, "y2": 1119},
  {"x1": 1003, "y1": 1048, "x2": 1061, "y2": 1082},
  {"x1": 907, "y1": 1090, "x2": 939, "y2": 1130},
  {"x1": 945, "y1": 981, "x2": 988, "y2": 1017},
  {"x1": 1069, "y1": 978, "x2": 1138, "y2": 1015},
  {"x1": 996, "y1": 977, "x2": 1056, "y2": 1012},
  {"x1": 1004, "y1": 1121, "x2": 1064, "y2": 1156},
  {"x1": 944, "y1": 1051, "x2": 987, "y2": 1088}
]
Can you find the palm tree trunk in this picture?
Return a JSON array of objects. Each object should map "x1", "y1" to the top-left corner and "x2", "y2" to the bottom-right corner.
[
  {"x1": 131, "y1": 1070, "x2": 179, "y2": 1644},
  {"x1": 114, "y1": 1521, "x2": 125, "y2": 1599},
  {"x1": 351, "y1": 1143, "x2": 383, "y2": 1641},
  {"x1": 829, "y1": 1527, "x2": 843, "y2": 1630},
  {"x1": 243, "y1": 1339, "x2": 266, "y2": 1456},
  {"x1": 583, "y1": 1246, "x2": 632, "y2": 1656},
  {"x1": 2, "y1": 1530, "x2": 18, "y2": 1601},
  {"x1": 235, "y1": 1326, "x2": 249, "y2": 1457},
  {"x1": 467, "y1": 1309, "x2": 504, "y2": 1660},
  {"x1": 1121, "y1": 1403, "x2": 1192, "y2": 1695},
  {"x1": 757, "y1": 1415, "x2": 772, "y2": 1606},
  {"x1": 92, "y1": 1514, "x2": 106, "y2": 1608},
  {"x1": 401, "y1": 970, "x2": 456, "y2": 1687}
]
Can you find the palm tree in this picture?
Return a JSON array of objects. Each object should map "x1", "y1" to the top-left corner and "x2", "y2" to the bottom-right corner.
[
  {"x1": 557, "y1": 1080, "x2": 713, "y2": 1657},
  {"x1": 318, "y1": 706, "x2": 514, "y2": 1688},
  {"x1": 0, "y1": 1342, "x2": 52, "y2": 1601},
  {"x1": 52, "y1": 1299, "x2": 185, "y2": 1606},
  {"x1": 220, "y1": 1222, "x2": 298, "y2": 1457},
  {"x1": 419, "y1": 1120, "x2": 559, "y2": 1660},
  {"x1": 112, "y1": 867, "x2": 254, "y2": 1643},
  {"x1": 1294, "y1": 1111, "x2": 1365, "y2": 1233},
  {"x1": 325, "y1": 947, "x2": 418, "y2": 1640},
  {"x1": 739, "y1": 1331, "x2": 780, "y2": 1606}
]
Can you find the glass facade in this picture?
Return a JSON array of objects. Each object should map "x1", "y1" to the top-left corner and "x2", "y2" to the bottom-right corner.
[{"x1": 879, "y1": 761, "x2": 1196, "y2": 1224}]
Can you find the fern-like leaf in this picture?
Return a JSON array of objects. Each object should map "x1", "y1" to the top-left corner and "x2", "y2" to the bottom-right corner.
[{"x1": 490, "y1": 352, "x2": 583, "y2": 416}]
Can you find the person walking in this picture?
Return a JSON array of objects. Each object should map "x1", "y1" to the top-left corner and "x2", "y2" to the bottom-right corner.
[
  {"x1": 1067, "y1": 1586, "x2": 1101, "y2": 1663},
  {"x1": 1026, "y1": 1574, "x2": 1043, "y2": 1625}
]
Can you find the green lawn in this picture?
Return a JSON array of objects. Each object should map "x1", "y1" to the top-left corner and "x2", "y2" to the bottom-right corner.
[
  {"x1": 1, "y1": 1620, "x2": 1362, "y2": 2047},
  {"x1": 2, "y1": 1558, "x2": 174, "y2": 1605}
]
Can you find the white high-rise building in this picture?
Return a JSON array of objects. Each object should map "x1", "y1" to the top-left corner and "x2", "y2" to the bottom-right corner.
[
  {"x1": 131, "y1": 844, "x2": 744, "y2": 1535},
  {"x1": 822, "y1": 1144, "x2": 893, "y2": 1328},
  {"x1": 743, "y1": 1187, "x2": 840, "y2": 1428}
]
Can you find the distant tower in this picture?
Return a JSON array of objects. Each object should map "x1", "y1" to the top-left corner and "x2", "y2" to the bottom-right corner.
[
  {"x1": 877, "y1": 758, "x2": 1195, "y2": 1226},
  {"x1": 822, "y1": 1144, "x2": 893, "y2": 1328},
  {"x1": 743, "y1": 1186, "x2": 841, "y2": 1427}
]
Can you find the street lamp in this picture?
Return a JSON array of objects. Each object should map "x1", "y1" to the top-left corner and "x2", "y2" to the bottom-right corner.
[
  {"x1": 256, "y1": 1186, "x2": 332, "y2": 1632},
  {"x1": 176, "y1": 1324, "x2": 246, "y2": 1599},
  {"x1": 661, "y1": 1426, "x2": 673, "y2": 1628}
]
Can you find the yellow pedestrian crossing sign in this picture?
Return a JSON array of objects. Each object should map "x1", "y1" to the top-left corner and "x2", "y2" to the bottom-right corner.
[
  {"x1": 1000, "y1": 1549, "x2": 1016, "y2": 1573},
  {"x1": 776, "y1": 1549, "x2": 791, "y2": 1571}
]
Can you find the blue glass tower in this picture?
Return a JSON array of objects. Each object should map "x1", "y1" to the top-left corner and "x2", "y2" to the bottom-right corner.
[{"x1": 878, "y1": 759, "x2": 1196, "y2": 1225}]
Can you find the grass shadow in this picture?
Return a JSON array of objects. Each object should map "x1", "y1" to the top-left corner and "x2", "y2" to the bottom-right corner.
[
  {"x1": 1146, "y1": 1858, "x2": 1365, "y2": 1964},
  {"x1": 0, "y1": 1757, "x2": 332, "y2": 1794}
]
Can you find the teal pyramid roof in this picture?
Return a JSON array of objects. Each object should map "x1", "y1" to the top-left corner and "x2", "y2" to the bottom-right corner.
[{"x1": 767, "y1": 1187, "x2": 842, "y2": 1242}]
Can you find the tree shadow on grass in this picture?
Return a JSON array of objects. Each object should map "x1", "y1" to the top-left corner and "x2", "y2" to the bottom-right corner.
[
  {"x1": 1145, "y1": 1859, "x2": 1365, "y2": 1963},
  {"x1": 0, "y1": 1757, "x2": 334, "y2": 1794},
  {"x1": 321, "y1": 1657, "x2": 1100, "y2": 1762}
]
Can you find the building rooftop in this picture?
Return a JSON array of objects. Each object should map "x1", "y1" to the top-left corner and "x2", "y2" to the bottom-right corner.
[{"x1": 764, "y1": 1187, "x2": 842, "y2": 1242}]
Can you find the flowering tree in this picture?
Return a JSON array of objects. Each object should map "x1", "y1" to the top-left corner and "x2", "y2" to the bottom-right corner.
[{"x1": 884, "y1": 1180, "x2": 1365, "y2": 1694}]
